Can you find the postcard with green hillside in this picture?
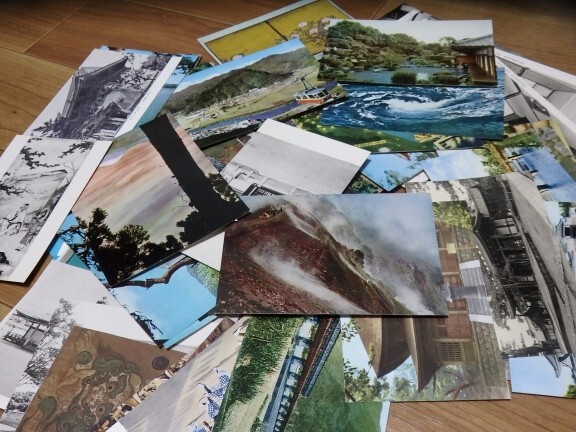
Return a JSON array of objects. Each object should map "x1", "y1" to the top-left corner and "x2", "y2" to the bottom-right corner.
[
  {"x1": 198, "y1": 0, "x2": 351, "y2": 63},
  {"x1": 160, "y1": 38, "x2": 346, "y2": 148},
  {"x1": 319, "y1": 19, "x2": 496, "y2": 87},
  {"x1": 217, "y1": 194, "x2": 447, "y2": 316}
]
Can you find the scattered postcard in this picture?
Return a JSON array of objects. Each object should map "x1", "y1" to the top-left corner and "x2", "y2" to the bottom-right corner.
[
  {"x1": 341, "y1": 311, "x2": 510, "y2": 401},
  {"x1": 109, "y1": 317, "x2": 249, "y2": 432},
  {"x1": 378, "y1": 3, "x2": 436, "y2": 21},
  {"x1": 284, "y1": 332, "x2": 390, "y2": 432},
  {"x1": 220, "y1": 119, "x2": 369, "y2": 195},
  {"x1": 16, "y1": 327, "x2": 184, "y2": 432},
  {"x1": 198, "y1": 0, "x2": 351, "y2": 63},
  {"x1": 25, "y1": 48, "x2": 180, "y2": 140},
  {"x1": 318, "y1": 19, "x2": 496, "y2": 87},
  {"x1": 509, "y1": 354, "x2": 576, "y2": 398},
  {"x1": 71, "y1": 114, "x2": 249, "y2": 285},
  {"x1": 345, "y1": 173, "x2": 385, "y2": 194},
  {"x1": 419, "y1": 120, "x2": 576, "y2": 202},
  {"x1": 0, "y1": 135, "x2": 110, "y2": 282},
  {"x1": 160, "y1": 38, "x2": 346, "y2": 147},
  {"x1": 319, "y1": 69, "x2": 505, "y2": 140},
  {"x1": 0, "y1": 300, "x2": 155, "y2": 431},
  {"x1": 92, "y1": 318, "x2": 238, "y2": 432},
  {"x1": 360, "y1": 152, "x2": 432, "y2": 191},
  {"x1": 217, "y1": 193, "x2": 446, "y2": 315},
  {"x1": 0, "y1": 260, "x2": 111, "y2": 410},
  {"x1": 406, "y1": 173, "x2": 576, "y2": 356}
]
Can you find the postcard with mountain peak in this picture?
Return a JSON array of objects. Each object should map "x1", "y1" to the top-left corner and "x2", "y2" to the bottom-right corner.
[
  {"x1": 318, "y1": 19, "x2": 496, "y2": 87},
  {"x1": 216, "y1": 194, "x2": 447, "y2": 316},
  {"x1": 71, "y1": 114, "x2": 249, "y2": 286}
]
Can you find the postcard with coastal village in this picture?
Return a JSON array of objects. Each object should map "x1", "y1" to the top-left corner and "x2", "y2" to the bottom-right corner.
[
  {"x1": 160, "y1": 38, "x2": 346, "y2": 148},
  {"x1": 0, "y1": 300, "x2": 153, "y2": 431},
  {"x1": 0, "y1": 135, "x2": 110, "y2": 282},
  {"x1": 217, "y1": 193, "x2": 446, "y2": 316},
  {"x1": 509, "y1": 354, "x2": 576, "y2": 398},
  {"x1": 198, "y1": 0, "x2": 350, "y2": 64},
  {"x1": 17, "y1": 327, "x2": 184, "y2": 432},
  {"x1": 406, "y1": 174, "x2": 576, "y2": 357},
  {"x1": 25, "y1": 48, "x2": 180, "y2": 141},
  {"x1": 109, "y1": 318, "x2": 249, "y2": 432},
  {"x1": 220, "y1": 119, "x2": 368, "y2": 195},
  {"x1": 319, "y1": 68, "x2": 505, "y2": 140},
  {"x1": 71, "y1": 114, "x2": 248, "y2": 286},
  {"x1": 318, "y1": 19, "x2": 496, "y2": 87}
]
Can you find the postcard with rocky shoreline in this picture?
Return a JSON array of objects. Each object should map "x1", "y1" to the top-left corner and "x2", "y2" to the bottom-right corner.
[
  {"x1": 220, "y1": 119, "x2": 369, "y2": 195},
  {"x1": 25, "y1": 48, "x2": 180, "y2": 141},
  {"x1": 71, "y1": 114, "x2": 249, "y2": 286},
  {"x1": 216, "y1": 193, "x2": 446, "y2": 316},
  {"x1": 0, "y1": 135, "x2": 110, "y2": 282},
  {"x1": 160, "y1": 38, "x2": 346, "y2": 148}
]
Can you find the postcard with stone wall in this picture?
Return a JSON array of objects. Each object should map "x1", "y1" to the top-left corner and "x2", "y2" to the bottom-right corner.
[
  {"x1": 25, "y1": 48, "x2": 180, "y2": 141},
  {"x1": 16, "y1": 327, "x2": 184, "y2": 432},
  {"x1": 220, "y1": 119, "x2": 369, "y2": 195},
  {"x1": 70, "y1": 114, "x2": 249, "y2": 286},
  {"x1": 160, "y1": 38, "x2": 346, "y2": 148},
  {"x1": 108, "y1": 317, "x2": 249, "y2": 432},
  {"x1": 509, "y1": 354, "x2": 576, "y2": 398},
  {"x1": 0, "y1": 135, "x2": 110, "y2": 282},
  {"x1": 319, "y1": 19, "x2": 496, "y2": 87},
  {"x1": 198, "y1": 0, "x2": 351, "y2": 63},
  {"x1": 406, "y1": 173, "x2": 576, "y2": 356},
  {"x1": 217, "y1": 193, "x2": 447, "y2": 316}
]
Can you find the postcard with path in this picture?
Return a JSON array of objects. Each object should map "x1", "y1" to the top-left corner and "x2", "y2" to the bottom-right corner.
[
  {"x1": 509, "y1": 354, "x2": 576, "y2": 398},
  {"x1": 198, "y1": 0, "x2": 351, "y2": 63},
  {"x1": 0, "y1": 260, "x2": 111, "y2": 410},
  {"x1": 220, "y1": 119, "x2": 369, "y2": 195},
  {"x1": 160, "y1": 38, "x2": 346, "y2": 148},
  {"x1": 0, "y1": 300, "x2": 154, "y2": 432},
  {"x1": 217, "y1": 194, "x2": 446, "y2": 316},
  {"x1": 319, "y1": 68, "x2": 505, "y2": 140},
  {"x1": 0, "y1": 135, "x2": 110, "y2": 282},
  {"x1": 71, "y1": 114, "x2": 249, "y2": 285},
  {"x1": 25, "y1": 48, "x2": 180, "y2": 140},
  {"x1": 407, "y1": 173, "x2": 576, "y2": 356},
  {"x1": 109, "y1": 318, "x2": 249, "y2": 432},
  {"x1": 16, "y1": 327, "x2": 184, "y2": 432},
  {"x1": 319, "y1": 19, "x2": 496, "y2": 87}
]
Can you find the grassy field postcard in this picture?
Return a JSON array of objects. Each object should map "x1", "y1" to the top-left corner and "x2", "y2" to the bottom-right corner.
[
  {"x1": 161, "y1": 39, "x2": 346, "y2": 147},
  {"x1": 198, "y1": 0, "x2": 350, "y2": 63},
  {"x1": 220, "y1": 119, "x2": 368, "y2": 195},
  {"x1": 319, "y1": 19, "x2": 496, "y2": 87},
  {"x1": 71, "y1": 114, "x2": 248, "y2": 285},
  {"x1": 217, "y1": 194, "x2": 446, "y2": 316},
  {"x1": 0, "y1": 135, "x2": 110, "y2": 282},
  {"x1": 319, "y1": 70, "x2": 504, "y2": 140}
]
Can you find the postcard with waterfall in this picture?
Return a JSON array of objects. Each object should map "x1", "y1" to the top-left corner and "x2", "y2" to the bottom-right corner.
[
  {"x1": 217, "y1": 193, "x2": 447, "y2": 316},
  {"x1": 70, "y1": 114, "x2": 249, "y2": 286},
  {"x1": 25, "y1": 48, "x2": 180, "y2": 140},
  {"x1": 318, "y1": 19, "x2": 496, "y2": 87},
  {"x1": 220, "y1": 119, "x2": 369, "y2": 195},
  {"x1": 0, "y1": 135, "x2": 110, "y2": 282}
]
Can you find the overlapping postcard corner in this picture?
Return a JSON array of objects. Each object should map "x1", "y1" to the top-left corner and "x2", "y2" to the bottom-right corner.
[
  {"x1": 216, "y1": 193, "x2": 447, "y2": 316},
  {"x1": 70, "y1": 112, "x2": 248, "y2": 287}
]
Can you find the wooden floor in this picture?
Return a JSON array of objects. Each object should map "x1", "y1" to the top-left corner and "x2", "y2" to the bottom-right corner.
[{"x1": 1, "y1": 0, "x2": 576, "y2": 430}]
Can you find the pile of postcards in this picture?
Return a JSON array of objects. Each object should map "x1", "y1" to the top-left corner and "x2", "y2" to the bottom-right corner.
[{"x1": 1, "y1": 1, "x2": 575, "y2": 431}]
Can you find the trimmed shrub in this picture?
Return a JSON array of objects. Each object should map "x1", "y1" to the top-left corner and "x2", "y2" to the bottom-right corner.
[{"x1": 391, "y1": 70, "x2": 417, "y2": 84}]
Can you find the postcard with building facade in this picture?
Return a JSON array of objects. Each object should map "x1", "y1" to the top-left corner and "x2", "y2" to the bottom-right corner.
[
  {"x1": 0, "y1": 135, "x2": 110, "y2": 282},
  {"x1": 198, "y1": 0, "x2": 351, "y2": 64},
  {"x1": 25, "y1": 48, "x2": 180, "y2": 141},
  {"x1": 70, "y1": 114, "x2": 249, "y2": 286},
  {"x1": 217, "y1": 193, "x2": 447, "y2": 316},
  {"x1": 160, "y1": 38, "x2": 346, "y2": 148},
  {"x1": 220, "y1": 119, "x2": 369, "y2": 196}
]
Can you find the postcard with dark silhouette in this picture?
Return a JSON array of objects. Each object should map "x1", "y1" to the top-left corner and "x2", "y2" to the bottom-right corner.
[
  {"x1": 217, "y1": 193, "x2": 447, "y2": 316},
  {"x1": 71, "y1": 114, "x2": 249, "y2": 286}
]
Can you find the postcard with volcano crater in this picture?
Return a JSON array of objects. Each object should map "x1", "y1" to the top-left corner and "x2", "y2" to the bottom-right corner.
[{"x1": 216, "y1": 194, "x2": 447, "y2": 316}]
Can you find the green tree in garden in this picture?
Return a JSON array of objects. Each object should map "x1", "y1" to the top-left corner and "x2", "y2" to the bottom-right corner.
[
  {"x1": 565, "y1": 384, "x2": 576, "y2": 398},
  {"x1": 432, "y1": 201, "x2": 473, "y2": 229}
]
